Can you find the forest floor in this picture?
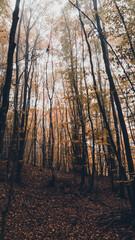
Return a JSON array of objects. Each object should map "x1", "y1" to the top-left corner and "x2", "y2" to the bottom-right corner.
[{"x1": 0, "y1": 164, "x2": 135, "y2": 240}]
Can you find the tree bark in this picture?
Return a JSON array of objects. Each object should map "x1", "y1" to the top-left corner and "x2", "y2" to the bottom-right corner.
[{"x1": 0, "y1": 0, "x2": 20, "y2": 156}]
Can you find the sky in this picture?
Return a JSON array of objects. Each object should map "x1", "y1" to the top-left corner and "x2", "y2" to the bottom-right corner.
[{"x1": 10, "y1": 0, "x2": 67, "y2": 14}]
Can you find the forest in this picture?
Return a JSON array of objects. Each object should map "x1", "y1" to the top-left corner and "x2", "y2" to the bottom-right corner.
[{"x1": 0, "y1": 0, "x2": 135, "y2": 239}]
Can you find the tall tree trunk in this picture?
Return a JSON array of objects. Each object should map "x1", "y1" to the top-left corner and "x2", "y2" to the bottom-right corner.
[
  {"x1": 46, "y1": 47, "x2": 55, "y2": 183},
  {"x1": 78, "y1": 0, "x2": 135, "y2": 213},
  {"x1": 64, "y1": 12, "x2": 87, "y2": 186},
  {"x1": 93, "y1": 0, "x2": 135, "y2": 205},
  {"x1": 0, "y1": 0, "x2": 20, "y2": 156},
  {"x1": 110, "y1": 91, "x2": 125, "y2": 197},
  {"x1": 16, "y1": 25, "x2": 38, "y2": 182},
  {"x1": 82, "y1": 38, "x2": 95, "y2": 191},
  {"x1": 93, "y1": 0, "x2": 135, "y2": 211},
  {"x1": 93, "y1": 0, "x2": 134, "y2": 176},
  {"x1": 7, "y1": 0, "x2": 25, "y2": 180}
]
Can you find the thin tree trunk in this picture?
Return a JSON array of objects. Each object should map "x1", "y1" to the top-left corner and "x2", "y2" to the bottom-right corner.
[
  {"x1": 64, "y1": 12, "x2": 87, "y2": 186},
  {"x1": 42, "y1": 82, "x2": 46, "y2": 168}
]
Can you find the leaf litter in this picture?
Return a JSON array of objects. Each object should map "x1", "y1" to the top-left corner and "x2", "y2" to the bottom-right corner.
[{"x1": 0, "y1": 165, "x2": 135, "y2": 239}]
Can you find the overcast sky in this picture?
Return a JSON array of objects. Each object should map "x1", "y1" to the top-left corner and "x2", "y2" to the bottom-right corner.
[{"x1": 10, "y1": 0, "x2": 66, "y2": 14}]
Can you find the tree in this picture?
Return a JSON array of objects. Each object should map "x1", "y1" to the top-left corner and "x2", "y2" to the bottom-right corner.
[
  {"x1": 70, "y1": 0, "x2": 135, "y2": 212},
  {"x1": 46, "y1": 41, "x2": 56, "y2": 185},
  {"x1": 0, "y1": 0, "x2": 21, "y2": 156}
]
